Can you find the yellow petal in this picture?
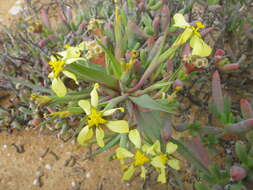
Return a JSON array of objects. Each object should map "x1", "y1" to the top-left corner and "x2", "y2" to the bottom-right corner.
[
  {"x1": 51, "y1": 78, "x2": 67, "y2": 97},
  {"x1": 129, "y1": 129, "x2": 141, "y2": 149},
  {"x1": 77, "y1": 126, "x2": 93, "y2": 145},
  {"x1": 62, "y1": 71, "x2": 78, "y2": 84},
  {"x1": 151, "y1": 156, "x2": 166, "y2": 169},
  {"x1": 48, "y1": 72, "x2": 54, "y2": 78},
  {"x1": 190, "y1": 35, "x2": 212, "y2": 57},
  {"x1": 157, "y1": 168, "x2": 166, "y2": 183},
  {"x1": 173, "y1": 13, "x2": 190, "y2": 28},
  {"x1": 123, "y1": 164, "x2": 135, "y2": 181},
  {"x1": 168, "y1": 159, "x2": 180, "y2": 170},
  {"x1": 166, "y1": 142, "x2": 178, "y2": 154},
  {"x1": 173, "y1": 27, "x2": 193, "y2": 46},
  {"x1": 96, "y1": 127, "x2": 105, "y2": 147},
  {"x1": 143, "y1": 141, "x2": 161, "y2": 156},
  {"x1": 78, "y1": 42, "x2": 85, "y2": 51},
  {"x1": 106, "y1": 120, "x2": 129, "y2": 133},
  {"x1": 140, "y1": 166, "x2": 146, "y2": 179},
  {"x1": 102, "y1": 107, "x2": 124, "y2": 116},
  {"x1": 78, "y1": 100, "x2": 91, "y2": 115},
  {"x1": 116, "y1": 147, "x2": 134, "y2": 159},
  {"x1": 65, "y1": 57, "x2": 86, "y2": 64},
  {"x1": 151, "y1": 140, "x2": 161, "y2": 154},
  {"x1": 90, "y1": 83, "x2": 100, "y2": 108}
]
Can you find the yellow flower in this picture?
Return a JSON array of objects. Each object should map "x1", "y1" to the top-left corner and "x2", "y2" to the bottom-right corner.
[
  {"x1": 149, "y1": 141, "x2": 180, "y2": 183},
  {"x1": 48, "y1": 42, "x2": 86, "y2": 97},
  {"x1": 77, "y1": 83, "x2": 129, "y2": 147},
  {"x1": 173, "y1": 13, "x2": 212, "y2": 57},
  {"x1": 115, "y1": 129, "x2": 150, "y2": 180},
  {"x1": 115, "y1": 130, "x2": 180, "y2": 183}
]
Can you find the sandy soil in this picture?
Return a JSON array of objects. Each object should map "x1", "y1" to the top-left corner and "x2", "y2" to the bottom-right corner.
[
  {"x1": 0, "y1": 0, "x2": 21, "y2": 26},
  {"x1": 0, "y1": 130, "x2": 164, "y2": 190}
]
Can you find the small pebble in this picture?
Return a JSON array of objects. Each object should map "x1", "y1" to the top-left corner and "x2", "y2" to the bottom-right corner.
[
  {"x1": 86, "y1": 172, "x2": 91, "y2": 178},
  {"x1": 36, "y1": 171, "x2": 43, "y2": 177},
  {"x1": 3, "y1": 145, "x2": 7, "y2": 149},
  {"x1": 71, "y1": 181, "x2": 76, "y2": 187},
  {"x1": 33, "y1": 179, "x2": 40, "y2": 186},
  {"x1": 45, "y1": 164, "x2": 52, "y2": 170}
]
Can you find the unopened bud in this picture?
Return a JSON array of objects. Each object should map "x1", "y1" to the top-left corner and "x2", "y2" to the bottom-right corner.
[
  {"x1": 230, "y1": 166, "x2": 247, "y2": 181},
  {"x1": 215, "y1": 49, "x2": 225, "y2": 63},
  {"x1": 240, "y1": 99, "x2": 253, "y2": 119},
  {"x1": 173, "y1": 79, "x2": 183, "y2": 91}
]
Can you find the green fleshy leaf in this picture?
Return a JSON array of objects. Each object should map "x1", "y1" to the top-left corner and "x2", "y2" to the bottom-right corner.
[
  {"x1": 134, "y1": 109, "x2": 167, "y2": 141},
  {"x1": 66, "y1": 63, "x2": 118, "y2": 88},
  {"x1": 96, "y1": 39, "x2": 122, "y2": 79},
  {"x1": 130, "y1": 94, "x2": 175, "y2": 114}
]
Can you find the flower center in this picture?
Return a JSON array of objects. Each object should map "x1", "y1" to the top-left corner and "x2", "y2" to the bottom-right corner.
[
  {"x1": 87, "y1": 108, "x2": 107, "y2": 127},
  {"x1": 159, "y1": 154, "x2": 168, "y2": 164},
  {"x1": 134, "y1": 150, "x2": 150, "y2": 166},
  {"x1": 48, "y1": 60, "x2": 65, "y2": 78},
  {"x1": 191, "y1": 21, "x2": 205, "y2": 38}
]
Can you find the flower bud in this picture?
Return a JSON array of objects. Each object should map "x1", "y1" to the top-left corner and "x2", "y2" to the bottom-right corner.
[
  {"x1": 230, "y1": 166, "x2": 247, "y2": 181},
  {"x1": 173, "y1": 79, "x2": 183, "y2": 91},
  {"x1": 240, "y1": 99, "x2": 253, "y2": 119},
  {"x1": 215, "y1": 49, "x2": 225, "y2": 62}
]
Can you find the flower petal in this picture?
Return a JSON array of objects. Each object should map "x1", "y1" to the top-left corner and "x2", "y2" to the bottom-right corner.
[
  {"x1": 143, "y1": 141, "x2": 161, "y2": 156},
  {"x1": 62, "y1": 71, "x2": 78, "y2": 84},
  {"x1": 190, "y1": 35, "x2": 212, "y2": 57},
  {"x1": 166, "y1": 142, "x2": 178, "y2": 154},
  {"x1": 65, "y1": 57, "x2": 86, "y2": 64},
  {"x1": 102, "y1": 107, "x2": 124, "y2": 116},
  {"x1": 140, "y1": 166, "x2": 146, "y2": 179},
  {"x1": 168, "y1": 159, "x2": 180, "y2": 170},
  {"x1": 51, "y1": 77, "x2": 67, "y2": 97},
  {"x1": 173, "y1": 27, "x2": 193, "y2": 46},
  {"x1": 90, "y1": 83, "x2": 100, "y2": 107},
  {"x1": 106, "y1": 120, "x2": 129, "y2": 133},
  {"x1": 96, "y1": 127, "x2": 105, "y2": 147},
  {"x1": 116, "y1": 147, "x2": 134, "y2": 159},
  {"x1": 78, "y1": 100, "x2": 91, "y2": 115},
  {"x1": 151, "y1": 156, "x2": 166, "y2": 169},
  {"x1": 123, "y1": 164, "x2": 135, "y2": 181},
  {"x1": 157, "y1": 168, "x2": 166, "y2": 183},
  {"x1": 77, "y1": 125, "x2": 93, "y2": 145},
  {"x1": 129, "y1": 129, "x2": 141, "y2": 149},
  {"x1": 173, "y1": 13, "x2": 190, "y2": 28},
  {"x1": 151, "y1": 140, "x2": 161, "y2": 154}
]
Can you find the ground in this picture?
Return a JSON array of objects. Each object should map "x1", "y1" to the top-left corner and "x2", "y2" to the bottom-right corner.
[{"x1": 0, "y1": 130, "x2": 153, "y2": 190}]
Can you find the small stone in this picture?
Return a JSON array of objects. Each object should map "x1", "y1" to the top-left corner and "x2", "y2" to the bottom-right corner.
[
  {"x1": 45, "y1": 164, "x2": 52, "y2": 170},
  {"x1": 86, "y1": 172, "x2": 91, "y2": 178},
  {"x1": 3, "y1": 145, "x2": 7, "y2": 149},
  {"x1": 36, "y1": 171, "x2": 43, "y2": 177},
  {"x1": 33, "y1": 179, "x2": 40, "y2": 186},
  {"x1": 71, "y1": 181, "x2": 76, "y2": 187}
]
